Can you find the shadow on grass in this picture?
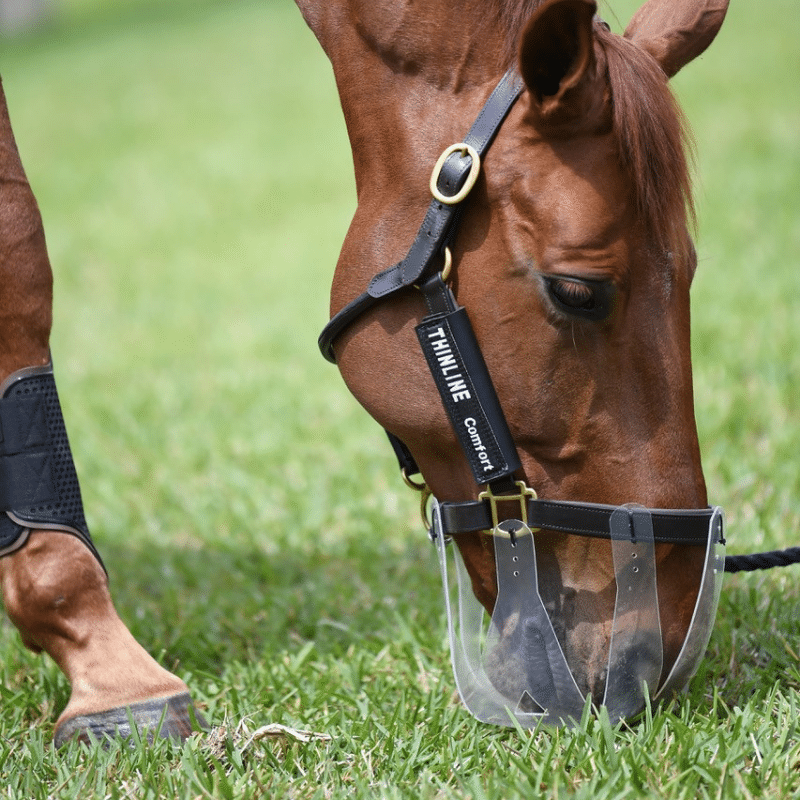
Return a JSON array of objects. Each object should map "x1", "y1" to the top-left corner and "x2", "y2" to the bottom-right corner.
[
  {"x1": 0, "y1": 528, "x2": 440, "y2": 732},
  {"x1": 96, "y1": 532, "x2": 439, "y2": 675},
  {"x1": 96, "y1": 536, "x2": 800, "y2": 708},
  {"x1": 1, "y1": 532, "x2": 796, "y2": 735}
]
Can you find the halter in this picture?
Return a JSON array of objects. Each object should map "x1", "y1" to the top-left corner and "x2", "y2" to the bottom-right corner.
[{"x1": 318, "y1": 69, "x2": 718, "y2": 549}]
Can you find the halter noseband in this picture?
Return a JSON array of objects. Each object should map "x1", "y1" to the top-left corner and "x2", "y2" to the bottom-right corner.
[{"x1": 318, "y1": 69, "x2": 719, "y2": 549}]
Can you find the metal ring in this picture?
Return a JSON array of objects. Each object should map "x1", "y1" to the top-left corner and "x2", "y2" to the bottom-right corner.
[
  {"x1": 430, "y1": 143, "x2": 481, "y2": 205},
  {"x1": 440, "y1": 246, "x2": 453, "y2": 282},
  {"x1": 401, "y1": 467, "x2": 427, "y2": 492},
  {"x1": 419, "y1": 487, "x2": 433, "y2": 531}
]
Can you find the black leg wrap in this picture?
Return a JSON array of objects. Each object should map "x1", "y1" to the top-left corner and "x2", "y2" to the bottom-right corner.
[{"x1": 0, "y1": 363, "x2": 104, "y2": 570}]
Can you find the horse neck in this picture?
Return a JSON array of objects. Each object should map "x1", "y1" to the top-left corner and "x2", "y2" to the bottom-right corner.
[{"x1": 297, "y1": 0, "x2": 511, "y2": 198}]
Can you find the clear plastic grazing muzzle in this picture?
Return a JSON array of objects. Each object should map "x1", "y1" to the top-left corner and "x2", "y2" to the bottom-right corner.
[{"x1": 432, "y1": 502, "x2": 725, "y2": 727}]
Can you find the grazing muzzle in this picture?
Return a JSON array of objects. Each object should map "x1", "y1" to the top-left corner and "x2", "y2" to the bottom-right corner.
[{"x1": 432, "y1": 501, "x2": 725, "y2": 727}]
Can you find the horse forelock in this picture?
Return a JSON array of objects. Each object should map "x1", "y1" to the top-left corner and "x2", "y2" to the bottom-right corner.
[
  {"x1": 597, "y1": 27, "x2": 696, "y2": 260},
  {"x1": 491, "y1": 2, "x2": 694, "y2": 260},
  {"x1": 490, "y1": 0, "x2": 543, "y2": 68}
]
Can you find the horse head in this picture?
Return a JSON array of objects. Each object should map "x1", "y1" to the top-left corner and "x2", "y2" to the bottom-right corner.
[{"x1": 297, "y1": 0, "x2": 729, "y2": 723}]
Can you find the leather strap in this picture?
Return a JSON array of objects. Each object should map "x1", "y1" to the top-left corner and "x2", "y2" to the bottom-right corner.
[
  {"x1": 317, "y1": 66, "x2": 720, "y2": 551},
  {"x1": 416, "y1": 298, "x2": 521, "y2": 485},
  {"x1": 319, "y1": 70, "x2": 524, "y2": 363},
  {"x1": 438, "y1": 496, "x2": 717, "y2": 545},
  {"x1": 386, "y1": 431, "x2": 419, "y2": 477}
]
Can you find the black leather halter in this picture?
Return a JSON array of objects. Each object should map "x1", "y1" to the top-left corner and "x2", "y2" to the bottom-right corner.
[
  {"x1": 318, "y1": 70, "x2": 526, "y2": 364},
  {"x1": 318, "y1": 70, "x2": 718, "y2": 548}
]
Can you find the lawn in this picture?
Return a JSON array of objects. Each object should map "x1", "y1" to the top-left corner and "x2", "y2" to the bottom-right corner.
[{"x1": 1, "y1": 1, "x2": 799, "y2": 797}]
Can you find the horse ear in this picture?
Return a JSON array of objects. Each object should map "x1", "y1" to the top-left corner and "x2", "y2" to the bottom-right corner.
[
  {"x1": 624, "y1": 0, "x2": 729, "y2": 78},
  {"x1": 518, "y1": 0, "x2": 599, "y2": 125}
]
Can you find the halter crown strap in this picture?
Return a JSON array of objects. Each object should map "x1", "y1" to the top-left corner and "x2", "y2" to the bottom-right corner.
[{"x1": 318, "y1": 70, "x2": 524, "y2": 363}]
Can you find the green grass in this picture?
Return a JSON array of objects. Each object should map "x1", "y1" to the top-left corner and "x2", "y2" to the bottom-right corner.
[{"x1": 1, "y1": 1, "x2": 800, "y2": 797}]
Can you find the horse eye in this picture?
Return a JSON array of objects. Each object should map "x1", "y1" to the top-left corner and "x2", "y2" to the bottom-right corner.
[
  {"x1": 544, "y1": 277, "x2": 614, "y2": 321},
  {"x1": 549, "y1": 279, "x2": 594, "y2": 308}
]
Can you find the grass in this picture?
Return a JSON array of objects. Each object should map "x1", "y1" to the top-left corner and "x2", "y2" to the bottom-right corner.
[{"x1": 1, "y1": 0, "x2": 800, "y2": 797}]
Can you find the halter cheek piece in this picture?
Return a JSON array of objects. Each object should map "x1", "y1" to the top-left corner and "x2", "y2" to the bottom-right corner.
[
  {"x1": 318, "y1": 69, "x2": 719, "y2": 550},
  {"x1": 0, "y1": 362, "x2": 104, "y2": 569}
]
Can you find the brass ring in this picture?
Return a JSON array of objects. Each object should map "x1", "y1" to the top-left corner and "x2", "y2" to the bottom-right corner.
[
  {"x1": 402, "y1": 467, "x2": 427, "y2": 492},
  {"x1": 430, "y1": 143, "x2": 481, "y2": 205},
  {"x1": 419, "y1": 487, "x2": 433, "y2": 531},
  {"x1": 441, "y1": 246, "x2": 453, "y2": 282}
]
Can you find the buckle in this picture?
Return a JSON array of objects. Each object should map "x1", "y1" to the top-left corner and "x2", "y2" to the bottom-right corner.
[
  {"x1": 429, "y1": 143, "x2": 481, "y2": 205},
  {"x1": 478, "y1": 481, "x2": 539, "y2": 536}
]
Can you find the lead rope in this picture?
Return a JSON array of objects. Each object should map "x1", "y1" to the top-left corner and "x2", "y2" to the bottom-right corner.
[{"x1": 725, "y1": 547, "x2": 800, "y2": 573}]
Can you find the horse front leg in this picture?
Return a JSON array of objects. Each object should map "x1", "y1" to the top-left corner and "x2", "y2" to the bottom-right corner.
[{"x1": 0, "y1": 77, "x2": 205, "y2": 746}]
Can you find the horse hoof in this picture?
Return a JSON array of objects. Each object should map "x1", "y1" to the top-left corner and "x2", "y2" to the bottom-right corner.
[{"x1": 53, "y1": 691, "x2": 208, "y2": 748}]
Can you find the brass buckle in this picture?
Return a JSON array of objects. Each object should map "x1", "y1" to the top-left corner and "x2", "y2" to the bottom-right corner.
[
  {"x1": 478, "y1": 481, "x2": 539, "y2": 537},
  {"x1": 429, "y1": 143, "x2": 481, "y2": 205}
]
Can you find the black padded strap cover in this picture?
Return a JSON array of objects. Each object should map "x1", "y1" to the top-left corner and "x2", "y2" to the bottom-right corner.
[
  {"x1": 0, "y1": 392, "x2": 56, "y2": 507},
  {"x1": 0, "y1": 364, "x2": 104, "y2": 568},
  {"x1": 417, "y1": 305, "x2": 521, "y2": 485}
]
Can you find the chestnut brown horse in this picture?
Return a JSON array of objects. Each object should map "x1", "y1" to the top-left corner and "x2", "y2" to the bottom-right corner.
[
  {"x1": 0, "y1": 0, "x2": 728, "y2": 743},
  {"x1": 297, "y1": 0, "x2": 729, "y2": 720}
]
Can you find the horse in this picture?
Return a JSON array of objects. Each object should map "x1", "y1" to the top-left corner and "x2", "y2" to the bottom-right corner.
[
  {"x1": 0, "y1": 0, "x2": 728, "y2": 744},
  {"x1": 297, "y1": 0, "x2": 729, "y2": 724}
]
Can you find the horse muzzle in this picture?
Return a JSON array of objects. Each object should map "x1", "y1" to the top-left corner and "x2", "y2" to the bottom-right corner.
[{"x1": 431, "y1": 500, "x2": 725, "y2": 727}]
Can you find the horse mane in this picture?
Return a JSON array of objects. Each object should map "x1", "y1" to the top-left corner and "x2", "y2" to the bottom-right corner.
[
  {"x1": 491, "y1": 0, "x2": 695, "y2": 256},
  {"x1": 596, "y1": 25, "x2": 696, "y2": 256}
]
